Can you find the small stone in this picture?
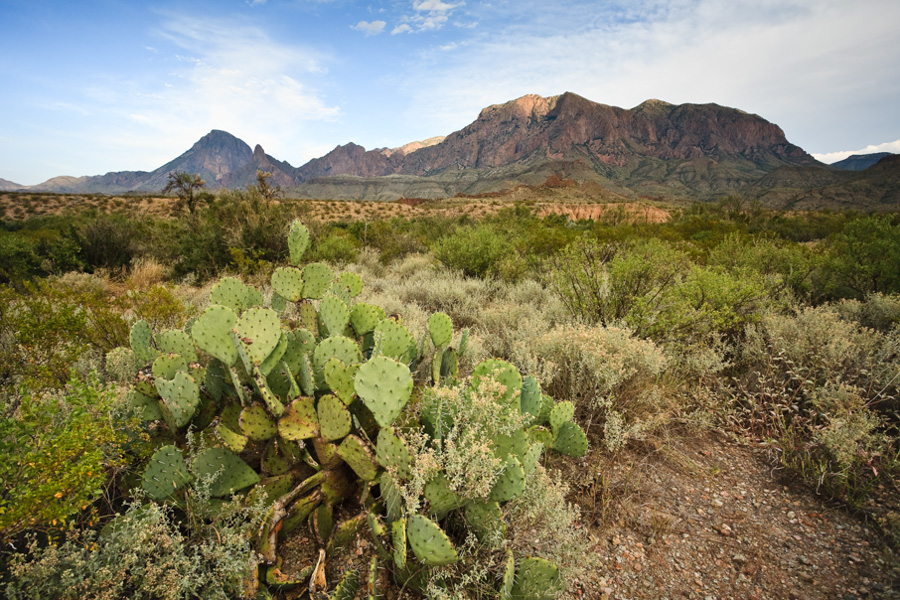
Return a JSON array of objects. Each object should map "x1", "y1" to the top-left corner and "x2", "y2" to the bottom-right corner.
[{"x1": 733, "y1": 553, "x2": 749, "y2": 564}]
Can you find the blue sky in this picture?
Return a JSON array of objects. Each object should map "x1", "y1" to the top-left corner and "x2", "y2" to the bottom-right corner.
[{"x1": 1, "y1": 0, "x2": 899, "y2": 185}]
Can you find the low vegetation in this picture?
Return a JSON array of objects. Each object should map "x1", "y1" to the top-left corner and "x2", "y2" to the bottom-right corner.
[{"x1": 1, "y1": 186, "x2": 899, "y2": 598}]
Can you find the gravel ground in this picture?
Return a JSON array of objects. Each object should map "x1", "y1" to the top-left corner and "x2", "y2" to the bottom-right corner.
[{"x1": 561, "y1": 433, "x2": 899, "y2": 600}]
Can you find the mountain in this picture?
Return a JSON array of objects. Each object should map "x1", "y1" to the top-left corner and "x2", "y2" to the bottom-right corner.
[
  {"x1": 0, "y1": 177, "x2": 24, "y2": 191},
  {"x1": 290, "y1": 92, "x2": 826, "y2": 201},
  {"x1": 24, "y1": 130, "x2": 297, "y2": 194},
  {"x1": 831, "y1": 152, "x2": 894, "y2": 171},
  {"x1": 6, "y1": 92, "x2": 897, "y2": 208}
]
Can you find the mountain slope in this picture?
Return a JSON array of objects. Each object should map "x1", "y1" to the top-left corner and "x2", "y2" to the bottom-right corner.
[{"x1": 831, "y1": 152, "x2": 894, "y2": 171}]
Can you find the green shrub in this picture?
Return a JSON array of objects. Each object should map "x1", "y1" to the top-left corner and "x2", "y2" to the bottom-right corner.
[
  {"x1": 0, "y1": 277, "x2": 129, "y2": 392},
  {"x1": 822, "y1": 215, "x2": 900, "y2": 298},
  {"x1": 0, "y1": 376, "x2": 125, "y2": 541},
  {"x1": 548, "y1": 238, "x2": 689, "y2": 326},
  {"x1": 633, "y1": 265, "x2": 772, "y2": 342},
  {"x1": 432, "y1": 224, "x2": 517, "y2": 279},
  {"x1": 6, "y1": 492, "x2": 266, "y2": 600},
  {"x1": 78, "y1": 214, "x2": 138, "y2": 271},
  {"x1": 731, "y1": 307, "x2": 900, "y2": 506}
]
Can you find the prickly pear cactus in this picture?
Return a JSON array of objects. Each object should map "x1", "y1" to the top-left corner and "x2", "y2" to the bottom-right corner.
[{"x1": 113, "y1": 220, "x2": 585, "y2": 600}]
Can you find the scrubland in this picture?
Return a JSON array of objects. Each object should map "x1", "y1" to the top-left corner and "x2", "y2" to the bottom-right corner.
[{"x1": 1, "y1": 189, "x2": 899, "y2": 599}]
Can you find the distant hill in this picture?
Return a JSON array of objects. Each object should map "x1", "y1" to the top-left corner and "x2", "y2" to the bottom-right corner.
[
  {"x1": 5, "y1": 92, "x2": 898, "y2": 208},
  {"x1": 830, "y1": 152, "x2": 894, "y2": 171},
  {"x1": 0, "y1": 177, "x2": 24, "y2": 191}
]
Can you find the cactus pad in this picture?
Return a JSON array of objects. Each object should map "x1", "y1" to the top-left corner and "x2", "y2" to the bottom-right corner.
[
  {"x1": 215, "y1": 421, "x2": 248, "y2": 453},
  {"x1": 261, "y1": 440, "x2": 292, "y2": 476},
  {"x1": 257, "y1": 332, "x2": 288, "y2": 377},
  {"x1": 156, "y1": 370, "x2": 200, "y2": 430},
  {"x1": 520, "y1": 375, "x2": 542, "y2": 420},
  {"x1": 193, "y1": 447, "x2": 260, "y2": 497},
  {"x1": 549, "y1": 401, "x2": 575, "y2": 432},
  {"x1": 373, "y1": 319, "x2": 414, "y2": 361},
  {"x1": 298, "y1": 300, "x2": 318, "y2": 334},
  {"x1": 440, "y1": 347, "x2": 459, "y2": 380},
  {"x1": 296, "y1": 354, "x2": 315, "y2": 396},
  {"x1": 313, "y1": 335, "x2": 362, "y2": 386},
  {"x1": 350, "y1": 303, "x2": 386, "y2": 336},
  {"x1": 319, "y1": 295, "x2": 350, "y2": 337},
  {"x1": 239, "y1": 404, "x2": 278, "y2": 441},
  {"x1": 380, "y1": 472, "x2": 403, "y2": 523},
  {"x1": 128, "y1": 389, "x2": 162, "y2": 421},
  {"x1": 406, "y1": 515, "x2": 458, "y2": 566},
  {"x1": 210, "y1": 277, "x2": 254, "y2": 312},
  {"x1": 552, "y1": 420, "x2": 588, "y2": 457},
  {"x1": 473, "y1": 359, "x2": 523, "y2": 405},
  {"x1": 428, "y1": 312, "x2": 453, "y2": 348},
  {"x1": 511, "y1": 557, "x2": 562, "y2": 600},
  {"x1": 301, "y1": 262, "x2": 334, "y2": 300},
  {"x1": 392, "y1": 517, "x2": 408, "y2": 570},
  {"x1": 130, "y1": 319, "x2": 157, "y2": 363},
  {"x1": 277, "y1": 396, "x2": 319, "y2": 440},
  {"x1": 191, "y1": 304, "x2": 239, "y2": 366},
  {"x1": 501, "y1": 550, "x2": 516, "y2": 600},
  {"x1": 287, "y1": 220, "x2": 310, "y2": 265},
  {"x1": 339, "y1": 271, "x2": 364, "y2": 297},
  {"x1": 270, "y1": 291, "x2": 287, "y2": 313},
  {"x1": 522, "y1": 441, "x2": 544, "y2": 474},
  {"x1": 375, "y1": 427, "x2": 412, "y2": 480},
  {"x1": 324, "y1": 357, "x2": 357, "y2": 404},
  {"x1": 152, "y1": 353, "x2": 187, "y2": 381},
  {"x1": 317, "y1": 394, "x2": 352, "y2": 441},
  {"x1": 156, "y1": 330, "x2": 198, "y2": 363},
  {"x1": 465, "y1": 501, "x2": 506, "y2": 542},
  {"x1": 233, "y1": 307, "x2": 282, "y2": 367},
  {"x1": 271, "y1": 266, "x2": 304, "y2": 302},
  {"x1": 330, "y1": 569, "x2": 360, "y2": 600},
  {"x1": 337, "y1": 435, "x2": 379, "y2": 481},
  {"x1": 354, "y1": 355, "x2": 413, "y2": 428},
  {"x1": 424, "y1": 472, "x2": 464, "y2": 519},
  {"x1": 490, "y1": 455, "x2": 526, "y2": 503},
  {"x1": 142, "y1": 445, "x2": 191, "y2": 501}
]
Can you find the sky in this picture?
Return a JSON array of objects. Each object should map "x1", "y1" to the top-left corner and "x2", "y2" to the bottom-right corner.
[{"x1": 1, "y1": 0, "x2": 899, "y2": 186}]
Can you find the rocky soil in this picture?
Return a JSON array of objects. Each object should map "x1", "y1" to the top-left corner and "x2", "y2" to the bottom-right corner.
[{"x1": 559, "y1": 433, "x2": 898, "y2": 600}]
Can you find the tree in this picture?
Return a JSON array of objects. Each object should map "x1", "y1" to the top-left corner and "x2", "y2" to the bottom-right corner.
[
  {"x1": 254, "y1": 170, "x2": 281, "y2": 205},
  {"x1": 162, "y1": 171, "x2": 209, "y2": 215}
]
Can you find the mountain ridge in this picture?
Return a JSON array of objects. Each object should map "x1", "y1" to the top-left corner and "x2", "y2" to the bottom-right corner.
[{"x1": 7, "y1": 92, "x2": 898, "y2": 208}]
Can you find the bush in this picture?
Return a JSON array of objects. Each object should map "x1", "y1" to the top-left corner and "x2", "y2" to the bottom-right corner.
[
  {"x1": 6, "y1": 491, "x2": 266, "y2": 600},
  {"x1": 0, "y1": 376, "x2": 125, "y2": 541},
  {"x1": 432, "y1": 224, "x2": 517, "y2": 279},
  {"x1": 548, "y1": 238, "x2": 689, "y2": 326},
  {"x1": 822, "y1": 215, "x2": 900, "y2": 298},
  {"x1": 731, "y1": 307, "x2": 900, "y2": 506}
]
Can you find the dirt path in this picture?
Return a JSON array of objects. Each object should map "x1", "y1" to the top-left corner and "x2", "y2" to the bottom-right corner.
[{"x1": 557, "y1": 433, "x2": 898, "y2": 600}]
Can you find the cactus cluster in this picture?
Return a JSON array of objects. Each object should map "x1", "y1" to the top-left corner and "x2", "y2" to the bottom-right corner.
[{"x1": 110, "y1": 219, "x2": 587, "y2": 600}]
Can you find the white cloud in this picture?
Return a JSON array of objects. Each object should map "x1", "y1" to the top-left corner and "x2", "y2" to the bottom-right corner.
[
  {"x1": 414, "y1": 0, "x2": 461, "y2": 11},
  {"x1": 813, "y1": 140, "x2": 900, "y2": 164},
  {"x1": 392, "y1": 0, "x2": 464, "y2": 33},
  {"x1": 351, "y1": 20, "x2": 387, "y2": 35}
]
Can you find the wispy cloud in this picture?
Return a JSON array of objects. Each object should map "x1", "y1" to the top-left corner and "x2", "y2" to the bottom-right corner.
[
  {"x1": 352, "y1": 20, "x2": 387, "y2": 35},
  {"x1": 98, "y1": 13, "x2": 341, "y2": 166},
  {"x1": 392, "y1": 0, "x2": 464, "y2": 33},
  {"x1": 813, "y1": 140, "x2": 900, "y2": 164}
]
